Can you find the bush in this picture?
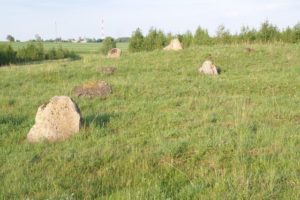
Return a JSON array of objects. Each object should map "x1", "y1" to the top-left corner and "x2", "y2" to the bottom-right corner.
[
  {"x1": 0, "y1": 44, "x2": 16, "y2": 66},
  {"x1": 239, "y1": 26, "x2": 257, "y2": 43},
  {"x1": 16, "y1": 42, "x2": 45, "y2": 62},
  {"x1": 143, "y1": 28, "x2": 167, "y2": 51},
  {"x1": 100, "y1": 37, "x2": 116, "y2": 55},
  {"x1": 193, "y1": 27, "x2": 211, "y2": 45},
  {"x1": 0, "y1": 43, "x2": 80, "y2": 66},
  {"x1": 257, "y1": 20, "x2": 280, "y2": 43},
  {"x1": 216, "y1": 25, "x2": 232, "y2": 44},
  {"x1": 292, "y1": 23, "x2": 300, "y2": 43},
  {"x1": 45, "y1": 46, "x2": 79, "y2": 60},
  {"x1": 180, "y1": 31, "x2": 193, "y2": 48},
  {"x1": 129, "y1": 28, "x2": 144, "y2": 52}
]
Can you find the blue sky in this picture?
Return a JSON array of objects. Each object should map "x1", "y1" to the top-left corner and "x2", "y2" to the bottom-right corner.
[{"x1": 1, "y1": 0, "x2": 300, "y2": 41}]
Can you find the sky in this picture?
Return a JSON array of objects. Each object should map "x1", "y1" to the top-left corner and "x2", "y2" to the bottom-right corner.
[{"x1": 0, "y1": 0, "x2": 300, "y2": 41}]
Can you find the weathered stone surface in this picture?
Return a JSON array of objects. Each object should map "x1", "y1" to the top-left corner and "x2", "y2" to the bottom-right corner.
[
  {"x1": 73, "y1": 81, "x2": 112, "y2": 98},
  {"x1": 244, "y1": 47, "x2": 255, "y2": 53},
  {"x1": 107, "y1": 48, "x2": 122, "y2": 58},
  {"x1": 163, "y1": 38, "x2": 183, "y2": 51},
  {"x1": 97, "y1": 66, "x2": 117, "y2": 75},
  {"x1": 27, "y1": 96, "x2": 82, "y2": 143},
  {"x1": 198, "y1": 60, "x2": 219, "y2": 75}
]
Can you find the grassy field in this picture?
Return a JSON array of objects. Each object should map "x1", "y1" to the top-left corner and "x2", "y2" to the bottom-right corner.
[
  {"x1": 0, "y1": 42, "x2": 128, "y2": 54},
  {"x1": 0, "y1": 43, "x2": 299, "y2": 199}
]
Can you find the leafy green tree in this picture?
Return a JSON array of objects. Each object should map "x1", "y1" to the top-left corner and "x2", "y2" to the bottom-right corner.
[
  {"x1": 193, "y1": 27, "x2": 211, "y2": 45},
  {"x1": 292, "y1": 22, "x2": 300, "y2": 43},
  {"x1": 143, "y1": 29, "x2": 167, "y2": 51},
  {"x1": 281, "y1": 27, "x2": 294, "y2": 43},
  {"x1": 239, "y1": 26, "x2": 257, "y2": 43},
  {"x1": 129, "y1": 28, "x2": 144, "y2": 52},
  {"x1": 35, "y1": 34, "x2": 43, "y2": 42},
  {"x1": 6, "y1": 35, "x2": 15, "y2": 42},
  {"x1": 144, "y1": 28, "x2": 158, "y2": 51},
  {"x1": 155, "y1": 30, "x2": 167, "y2": 49},
  {"x1": 166, "y1": 33, "x2": 174, "y2": 44},
  {"x1": 258, "y1": 20, "x2": 280, "y2": 42},
  {"x1": 0, "y1": 44, "x2": 16, "y2": 66},
  {"x1": 216, "y1": 25, "x2": 232, "y2": 44},
  {"x1": 181, "y1": 31, "x2": 193, "y2": 48},
  {"x1": 100, "y1": 37, "x2": 116, "y2": 55},
  {"x1": 17, "y1": 42, "x2": 45, "y2": 61}
]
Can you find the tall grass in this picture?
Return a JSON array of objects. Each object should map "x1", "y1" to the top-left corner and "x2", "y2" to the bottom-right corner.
[{"x1": 0, "y1": 43, "x2": 299, "y2": 199}]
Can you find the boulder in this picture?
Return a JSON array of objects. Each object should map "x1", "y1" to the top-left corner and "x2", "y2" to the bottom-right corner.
[
  {"x1": 73, "y1": 81, "x2": 112, "y2": 98},
  {"x1": 163, "y1": 38, "x2": 183, "y2": 51},
  {"x1": 27, "y1": 96, "x2": 82, "y2": 143},
  {"x1": 107, "y1": 48, "x2": 122, "y2": 58},
  {"x1": 198, "y1": 60, "x2": 219, "y2": 75}
]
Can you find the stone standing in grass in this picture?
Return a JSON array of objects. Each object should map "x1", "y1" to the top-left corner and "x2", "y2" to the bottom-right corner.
[
  {"x1": 199, "y1": 60, "x2": 219, "y2": 75},
  {"x1": 73, "y1": 81, "x2": 112, "y2": 98},
  {"x1": 27, "y1": 96, "x2": 82, "y2": 143},
  {"x1": 163, "y1": 38, "x2": 183, "y2": 51},
  {"x1": 244, "y1": 47, "x2": 255, "y2": 53},
  {"x1": 98, "y1": 66, "x2": 117, "y2": 75},
  {"x1": 107, "y1": 48, "x2": 122, "y2": 58}
]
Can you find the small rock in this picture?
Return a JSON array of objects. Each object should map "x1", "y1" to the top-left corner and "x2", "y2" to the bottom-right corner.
[
  {"x1": 27, "y1": 96, "x2": 82, "y2": 143},
  {"x1": 97, "y1": 67, "x2": 117, "y2": 75},
  {"x1": 107, "y1": 48, "x2": 122, "y2": 58},
  {"x1": 198, "y1": 60, "x2": 219, "y2": 75},
  {"x1": 73, "y1": 81, "x2": 112, "y2": 98},
  {"x1": 163, "y1": 38, "x2": 183, "y2": 51},
  {"x1": 244, "y1": 47, "x2": 255, "y2": 53}
]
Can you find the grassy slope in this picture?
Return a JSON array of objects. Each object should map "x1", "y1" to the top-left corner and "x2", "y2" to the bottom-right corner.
[{"x1": 0, "y1": 43, "x2": 299, "y2": 199}]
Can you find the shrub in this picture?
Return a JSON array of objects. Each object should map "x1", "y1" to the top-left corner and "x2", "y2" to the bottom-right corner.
[
  {"x1": 6, "y1": 35, "x2": 15, "y2": 42},
  {"x1": 16, "y1": 42, "x2": 45, "y2": 62},
  {"x1": 216, "y1": 25, "x2": 232, "y2": 44},
  {"x1": 0, "y1": 44, "x2": 16, "y2": 66},
  {"x1": 239, "y1": 26, "x2": 257, "y2": 43},
  {"x1": 166, "y1": 33, "x2": 174, "y2": 44},
  {"x1": 100, "y1": 37, "x2": 116, "y2": 55},
  {"x1": 257, "y1": 20, "x2": 280, "y2": 43},
  {"x1": 45, "y1": 46, "x2": 79, "y2": 60},
  {"x1": 0, "y1": 43, "x2": 80, "y2": 66},
  {"x1": 155, "y1": 30, "x2": 167, "y2": 49},
  {"x1": 292, "y1": 23, "x2": 300, "y2": 43},
  {"x1": 129, "y1": 28, "x2": 144, "y2": 52},
  {"x1": 193, "y1": 27, "x2": 211, "y2": 45},
  {"x1": 143, "y1": 28, "x2": 167, "y2": 51},
  {"x1": 180, "y1": 31, "x2": 193, "y2": 48}
]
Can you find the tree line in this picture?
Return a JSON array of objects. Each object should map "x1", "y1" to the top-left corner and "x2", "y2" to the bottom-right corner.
[
  {"x1": 0, "y1": 43, "x2": 79, "y2": 66},
  {"x1": 129, "y1": 20, "x2": 300, "y2": 52},
  {"x1": 5, "y1": 34, "x2": 130, "y2": 43}
]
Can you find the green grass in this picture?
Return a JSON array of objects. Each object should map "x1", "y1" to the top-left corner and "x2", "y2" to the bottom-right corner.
[
  {"x1": 0, "y1": 43, "x2": 299, "y2": 199},
  {"x1": 0, "y1": 42, "x2": 128, "y2": 54}
]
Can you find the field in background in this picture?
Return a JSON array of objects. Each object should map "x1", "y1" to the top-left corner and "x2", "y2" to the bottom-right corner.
[
  {"x1": 0, "y1": 42, "x2": 129, "y2": 54},
  {"x1": 0, "y1": 43, "x2": 299, "y2": 199}
]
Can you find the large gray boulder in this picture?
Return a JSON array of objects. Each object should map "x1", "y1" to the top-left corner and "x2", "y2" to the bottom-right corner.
[
  {"x1": 27, "y1": 96, "x2": 82, "y2": 143},
  {"x1": 198, "y1": 60, "x2": 219, "y2": 75},
  {"x1": 163, "y1": 38, "x2": 183, "y2": 51}
]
